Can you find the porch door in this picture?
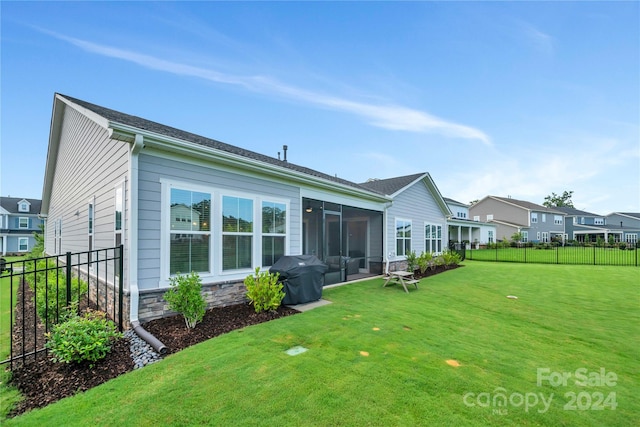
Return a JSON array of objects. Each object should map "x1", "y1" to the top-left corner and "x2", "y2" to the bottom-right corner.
[
  {"x1": 323, "y1": 211, "x2": 342, "y2": 284},
  {"x1": 324, "y1": 211, "x2": 342, "y2": 258}
]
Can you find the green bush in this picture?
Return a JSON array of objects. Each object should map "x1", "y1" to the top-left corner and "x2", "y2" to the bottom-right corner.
[
  {"x1": 45, "y1": 310, "x2": 122, "y2": 366},
  {"x1": 618, "y1": 242, "x2": 627, "y2": 250},
  {"x1": 417, "y1": 251, "x2": 434, "y2": 274},
  {"x1": 164, "y1": 272, "x2": 206, "y2": 329},
  {"x1": 23, "y1": 259, "x2": 88, "y2": 326},
  {"x1": 440, "y1": 250, "x2": 462, "y2": 268},
  {"x1": 405, "y1": 250, "x2": 418, "y2": 273},
  {"x1": 244, "y1": 267, "x2": 284, "y2": 313}
]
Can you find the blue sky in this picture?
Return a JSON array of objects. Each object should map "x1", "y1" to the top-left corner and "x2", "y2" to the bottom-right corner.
[{"x1": 1, "y1": 1, "x2": 638, "y2": 215}]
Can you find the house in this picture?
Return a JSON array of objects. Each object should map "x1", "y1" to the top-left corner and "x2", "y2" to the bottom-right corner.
[
  {"x1": 469, "y1": 196, "x2": 566, "y2": 243},
  {"x1": 552, "y1": 208, "x2": 640, "y2": 246},
  {"x1": 359, "y1": 173, "x2": 451, "y2": 269},
  {"x1": 444, "y1": 197, "x2": 496, "y2": 248},
  {"x1": 605, "y1": 212, "x2": 640, "y2": 246},
  {"x1": 553, "y1": 206, "x2": 606, "y2": 243},
  {"x1": 41, "y1": 94, "x2": 453, "y2": 325},
  {"x1": 0, "y1": 197, "x2": 44, "y2": 255}
]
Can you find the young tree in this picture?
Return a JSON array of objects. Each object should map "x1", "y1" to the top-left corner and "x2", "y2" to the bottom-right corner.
[{"x1": 543, "y1": 191, "x2": 574, "y2": 208}]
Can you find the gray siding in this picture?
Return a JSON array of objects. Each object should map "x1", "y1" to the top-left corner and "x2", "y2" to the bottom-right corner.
[
  {"x1": 386, "y1": 180, "x2": 447, "y2": 258},
  {"x1": 137, "y1": 152, "x2": 301, "y2": 290},
  {"x1": 44, "y1": 105, "x2": 129, "y2": 266}
]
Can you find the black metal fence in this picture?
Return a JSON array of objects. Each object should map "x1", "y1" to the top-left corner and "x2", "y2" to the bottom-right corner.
[
  {"x1": 467, "y1": 243, "x2": 639, "y2": 267},
  {"x1": 1, "y1": 246, "x2": 123, "y2": 370}
]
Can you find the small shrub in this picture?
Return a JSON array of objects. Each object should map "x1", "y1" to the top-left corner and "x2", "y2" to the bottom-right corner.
[
  {"x1": 417, "y1": 251, "x2": 434, "y2": 273},
  {"x1": 405, "y1": 250, "x2": 418, "y2": 273},
  {"x1": 618, "y1": 242, "x2": 627, "y2": 250},
  {"x1": 45, "y1": 310, "x2": 122, "y2": 366},
  {"x1": 24, "y1": 259, "x2": 88, "y2": 326},
  {"x1": 244, "y1": 267, "x2": 284, "y2": 313},
  {"x1": 164, "y1": 271, "x2": 206, "y2": 329},
  {"x1": 441, "y1": 250, "x2": 462, "y2": 268}
]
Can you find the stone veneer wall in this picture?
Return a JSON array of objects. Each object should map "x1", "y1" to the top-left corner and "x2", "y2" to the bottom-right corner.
[{"x1": 137, "y1": 280, "x2": 247, "y2": 324}]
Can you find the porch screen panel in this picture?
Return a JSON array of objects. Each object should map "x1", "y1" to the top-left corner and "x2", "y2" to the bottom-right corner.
[{"x1": 169, "y1": 189, "x2": 211, "y2": 275}]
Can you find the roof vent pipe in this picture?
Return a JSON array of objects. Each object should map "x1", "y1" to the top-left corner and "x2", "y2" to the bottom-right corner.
[{"x1": 283, "y1": 145, "x2": 288, "y2": 162}]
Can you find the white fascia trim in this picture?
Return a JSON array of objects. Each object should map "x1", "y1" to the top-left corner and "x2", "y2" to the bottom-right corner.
[{"x1": 109, "y1": 123, "x2": 389, "y2": 204}]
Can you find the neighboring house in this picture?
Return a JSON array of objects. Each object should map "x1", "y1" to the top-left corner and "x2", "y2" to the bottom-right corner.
[
  {"x1": 552, "y1": 208, "x2": 640, "y2": 245},
  {"x1": 360, "y1": 173, "x2": 451, "y2": 268},
  {"x1": 0, "y1": 197, "x2": 44, "y2": 255},
  {"x1": 41, "y1": 94, "x2": 452, "y2": 325},
  {"x1": 469, "y1": 196, "x2": 566, "y2": 243},
  {"x1": 553, "y1": 206, "x2": 606, "y2": 243},
  {"x1": 444, "y1": 197, "x2": 496, "y2": 248},
  {"x1": 605, "y1": 212, "x2": 640, "y2": 246}
]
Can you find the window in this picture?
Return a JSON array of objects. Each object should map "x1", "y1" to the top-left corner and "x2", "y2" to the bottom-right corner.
[
  {"x1": 262, "y1": 201, "x2": 286, "y2": 267},
  {"x1": 222, "y1": 196, "x2": 253, "y2": 271},
  {"x1": 486, "y1": 214, "x2": 494, "y2": 221},
  {"x1": 56, "y1": 219, "x2": 62, "y2": 254},
  {"x1": 542, "y1": 214, "x2": 546, "y2": 223},
  {"x1": 114, "y1": 185, "x2": 124, "y2": 247},
  {"x1": 542, "y1": 232, "x2": 549, "y2": 243},
  {"x1": 457, "y1": 211, "x2": 467, "y2": 219},
  {"x1": 88, "y1": 199, "x2": 95, "y2": 263},
  {"x1": 531, "y1": 213, "x2": 538, "y2": 223},
  {"x1": 536, "y1": 232, "x2": 541, "y2": 241},
  {"x1": 18, "y1": 237, "x2": 28, "y2": 252},
  {"x1": 18, "y1": 217, "x2": 29, "y2": 229},
  {"x1": 473, "y1": 216, "x2": 480, "y2": 222},
  {"x1": 488, "y1": 230, "x2": 494, "y2": 243},
  {"x1": 170, "y1": 189, "x2": 211, "y2": 275},
  {"x1": 522, "y1": 231, "x2": 528, "y2": 243},
  {"x1": 554, "y1": 215, "x2": 563, "y2": 225},
  {"x1": 18, "y1": 202, "x2": 29, "y2": 212},
  {"x1": 425, "y1": 223, "x2": 442, "y2": 253},
  {"x1": 580, "y1": 217, "x2": 585, "y2": 225},
  {"x1": 594, "y1": 218, "x2": 604, "y2": 225},
  {"x1": 396, "y1": 219, "x2": 411, "y2": 257},
  {"x1": 626, "y1": 234, "x2": 637, "y2": 245}
]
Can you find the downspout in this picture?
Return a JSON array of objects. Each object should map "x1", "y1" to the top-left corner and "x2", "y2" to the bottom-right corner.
[{"x1": 128, "y1": 134, "x2": 167, "y2": 355}]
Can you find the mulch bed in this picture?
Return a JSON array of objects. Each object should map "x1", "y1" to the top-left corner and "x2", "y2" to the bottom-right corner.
[{"x1": 6, "y1": 264, "x2": 460, "y2": 418}]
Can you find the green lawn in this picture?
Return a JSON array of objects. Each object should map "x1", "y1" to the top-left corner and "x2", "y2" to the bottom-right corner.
[
  {"x1": 468, "y1": 246, "x2": 638, "y2": 266},
  {"x1": 5, "y1": 262, "x2": 640, "y2": 426},
  {"x1": 1, "y1": 257, "x2": 26, "y2": 418}
]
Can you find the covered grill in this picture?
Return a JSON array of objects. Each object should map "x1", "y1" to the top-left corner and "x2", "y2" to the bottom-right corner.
[{"x1": 269, "y1": 255, "x2": 328, "y2": 305}]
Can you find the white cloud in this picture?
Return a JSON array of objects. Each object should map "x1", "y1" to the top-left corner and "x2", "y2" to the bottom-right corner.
[{"x1": 44, "y1": 29, "x2": 491, "y2": 145}]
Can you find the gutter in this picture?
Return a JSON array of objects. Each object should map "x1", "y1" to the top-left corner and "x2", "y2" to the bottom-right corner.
[{"x1": 127, "y1": 134, "x2": 167, "y2": 355}]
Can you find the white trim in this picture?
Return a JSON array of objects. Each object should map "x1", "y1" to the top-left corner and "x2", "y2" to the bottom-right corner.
[
  {"x1": 159, "y1": 179, "x2": 291, "y2": 287},
  {"x1": 395, "y1": 217, "x2": 412, "y2": 258},
  {"x1": 18, "y1": 217, "x2": 29, "y2": 229},
  {"x1": 18, "y1": 237, "x2": 29, "y2": 252}
]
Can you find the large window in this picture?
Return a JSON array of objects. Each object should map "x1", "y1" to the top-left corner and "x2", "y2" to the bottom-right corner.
[
  {"x1": 222, "y1": 196, "x2": 253, "y2": 271},
  {"x1": 262, "y1": 201, "x2": 286, "y2": 267},
  {"x1": 488, "y1": 230, "x2": 494, "y2": 243},
  {"x1": 554, "y1": 215, "x2": 563, "y2": 225},
  {"x1": 396, "y1": 219, "x2": 411, "y2": 257},
  {"x1": 531, "y1": 213, "x2": 538, "y2": 223},
  {"x1": 18, "y1": 217, "x2": 29, "y2": 229},
  {"x1": 626, "y1": 234, "x2": 638, "y2": 245},
  {"x1": 18, "y1": 237, "x2": 28, "y2": 252},
  {"x1": 170, "y1": 189, "x2": 211, "y2": 275},
  {"x1": 425, "y1": 223, "x2": 442, "y2": 253},
  {"x1": 522, "y1": 231, "x2": 528, "y2": 243}
]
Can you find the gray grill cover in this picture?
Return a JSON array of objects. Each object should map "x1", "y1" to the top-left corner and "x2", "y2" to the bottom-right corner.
[{"x1": 270, "y1": 255, "x2": 328, "y2": 305}]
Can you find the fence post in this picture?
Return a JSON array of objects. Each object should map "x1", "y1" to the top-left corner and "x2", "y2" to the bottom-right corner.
[
  {"x1": 593, "y1": 245, "x2": 596, "y2": 266},
  {"x1": 65, "y1": 251, "x2": 72, "y2": 307},
  {"x1": 118, "y1": 245, "x2": 124, "y2": 331}
]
